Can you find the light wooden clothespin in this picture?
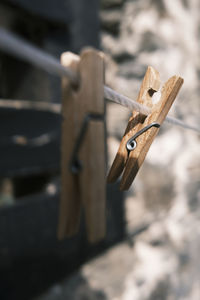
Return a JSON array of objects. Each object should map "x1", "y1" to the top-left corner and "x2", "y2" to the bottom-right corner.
[
  {"x1": 58, "y1": 48, "x2": 106, "y2": 243},
  {"x1": 107, "y1": 66, "x2": 183, "y2": 190}
]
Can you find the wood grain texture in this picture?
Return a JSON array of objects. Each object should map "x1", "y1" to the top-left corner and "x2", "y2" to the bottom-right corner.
[
  {"x1": 58, "y1": 52, "x2": 80, "y2": 240},
  {"x1": 107, "y1": 66, "x2": 183, "y2": 191},
  {"x1": 58, "y1": 49, "x2": 106, "y2": 243},
  {"x1": 120, "y1": 75, "x2": 183, "y2": 190},
  {"x1": 107, "y1": 66, "x2": 160, "y2": 183},
  {"x1": 78, "y1": 50, "x2": 106, "y2": 242}
]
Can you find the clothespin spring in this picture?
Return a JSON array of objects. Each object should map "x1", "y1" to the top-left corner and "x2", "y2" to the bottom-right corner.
[
  {"x1": 126, "y1": 122, "x2": 160, "y2": 152},
  {"x1": 70, "y1": 113, "x2": 104, "y2": 174}
]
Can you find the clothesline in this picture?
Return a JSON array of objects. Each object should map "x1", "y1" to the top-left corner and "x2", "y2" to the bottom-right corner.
[
  {"x1": 104, "y1": 86, "x2": 200, "y2": 133},
  {"x1": 0, "y1": 28, "x2": 199, "y2": 134}
]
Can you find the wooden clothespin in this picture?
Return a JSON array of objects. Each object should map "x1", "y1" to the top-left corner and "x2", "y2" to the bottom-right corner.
[
  {"x1": 58, "y1": 48, "x2": 106, "y2": 243},
  {"x1": 107, "y1": 66, "x2": 183, "y2": 190}
]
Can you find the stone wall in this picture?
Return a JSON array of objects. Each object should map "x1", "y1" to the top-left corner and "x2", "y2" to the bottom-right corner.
[{"x1": 100, "y1": 0, "x2": 200, "y2": 299}]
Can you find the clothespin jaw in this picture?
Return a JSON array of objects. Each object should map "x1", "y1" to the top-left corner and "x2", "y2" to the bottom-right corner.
[
  {"x1": 58, "y1": 48, "x2": 106, "y2": 243},
  {"x1": 107, "y1": 66, "x2": 183, "y2": 190}
]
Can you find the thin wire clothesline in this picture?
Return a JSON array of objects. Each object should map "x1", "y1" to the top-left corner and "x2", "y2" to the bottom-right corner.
[
  {"x1": 104, "y1": 86, "x2": 200, "y2": 133},
  {"x1": 0, "y1": 28, "x2": 199, "y2": 134}
]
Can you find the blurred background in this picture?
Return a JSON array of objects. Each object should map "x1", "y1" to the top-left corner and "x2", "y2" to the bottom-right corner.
[{"x1": 0, "y1": 0, "x2": 200, "y2": 299}]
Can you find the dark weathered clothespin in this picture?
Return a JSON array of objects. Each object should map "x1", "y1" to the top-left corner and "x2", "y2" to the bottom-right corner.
[
  {"x1": 107, "y1": 66, "x2": 183, "y2": 190},
  {"x1": 58, "y1": 48, "x2": 106, "y2": 243}
]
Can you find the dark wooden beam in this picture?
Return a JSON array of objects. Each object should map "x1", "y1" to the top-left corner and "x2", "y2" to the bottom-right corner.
[{"x1": 0, "y1": 100, "x2": 61, "y2": 177}]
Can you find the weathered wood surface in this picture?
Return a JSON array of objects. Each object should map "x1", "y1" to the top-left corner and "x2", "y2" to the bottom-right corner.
[
  {"x1": 3, "y1": 0, "x2": 73, "y2": 23},
  {"x1": 0, "y1": 183, "x2": 124, "y2": 300},
  {"x1": 58, "y1": 49, "x2": 106, "y2": 243},
  {"x1": 0, "y1": 98, "x2": 124, "y2": 300},
  {"x1": 107, "y1": 67, "x2": 160, "y2": 184},
  {"x1": 108, "y1": 67, "x2": 183, "y2": 190},
  {"x1": 120, "y1": 74, "x2": 183, "y2": 189},
  {"x1": 0, "y1": 100, "x2": 61, "y2": 177},
  {"x1": 0, "y1": 0, "x2": 100, "y2": 103},
  {"x1": 3, "y1": 0, "x2": 100, "y2": 39}
]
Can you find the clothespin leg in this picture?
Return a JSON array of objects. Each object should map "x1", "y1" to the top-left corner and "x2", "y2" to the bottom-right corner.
[
  {"x1": 78, "y1": 49, "x2": 106, "y2": 243},
  {"x1": 107, "y1": 66, "x2": 160, "y2": 184},
  {"x1": 58, "y1": 53, "x2": 81, "y2": 239}
]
